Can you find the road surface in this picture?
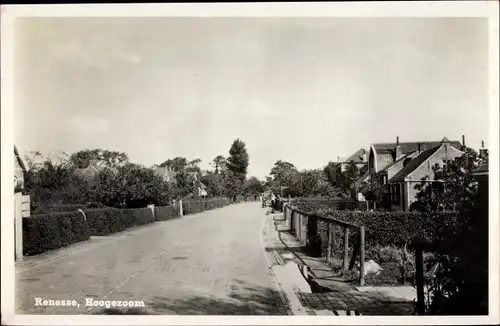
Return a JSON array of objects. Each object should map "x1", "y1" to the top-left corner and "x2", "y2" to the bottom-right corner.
[{"x1": 16, "y1": 202, "x2": 288, "y2": 315}]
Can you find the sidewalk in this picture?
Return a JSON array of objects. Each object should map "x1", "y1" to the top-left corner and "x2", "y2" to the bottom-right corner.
[{"x1": 263, "y1": 209, "x2": 417, "y2": 316}]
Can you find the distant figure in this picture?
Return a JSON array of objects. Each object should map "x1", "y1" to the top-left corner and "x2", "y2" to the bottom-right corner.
[{"x1": 270, "y1": 193, "x2": 276, "y2": 210}]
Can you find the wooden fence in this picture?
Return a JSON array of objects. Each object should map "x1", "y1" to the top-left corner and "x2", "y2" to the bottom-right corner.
[{"x1": 283, "y1": 201, "x2": 366, "y2": 286}]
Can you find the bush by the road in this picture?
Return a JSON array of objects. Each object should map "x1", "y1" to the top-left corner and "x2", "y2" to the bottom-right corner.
[
  {"x1": 23, "y1": 211, "x2": 89, "y2": 256},
  {"x1": 23, "y1": 198, "x2": 230, "y2": 256},
  {"x1": 182, "y1": 198, "x2": 230, "y2": 215},
  {"x1": 85, "y1": 207, "x2": 154, "y2": 236},
  {"x1": 154, "y1": 204, "x2": 180, "y2": 221}
]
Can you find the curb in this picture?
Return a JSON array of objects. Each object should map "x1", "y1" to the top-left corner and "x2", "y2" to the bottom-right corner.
[{"x1": 260, "y1": 212, "x2": 316, "y2": 316}]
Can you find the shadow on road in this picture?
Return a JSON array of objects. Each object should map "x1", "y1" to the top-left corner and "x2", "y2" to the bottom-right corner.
[{"x1": 95, "y1": 280, "x2": 290, "y2": 315}]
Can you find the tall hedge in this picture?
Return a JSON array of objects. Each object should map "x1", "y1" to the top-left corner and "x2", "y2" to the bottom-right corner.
[
  {"x1": 308, "y1": 207, "x2": 459, "y2": 247},
  {"x1": 22, "y1": 211, "x2": 90, "y2": 256}
]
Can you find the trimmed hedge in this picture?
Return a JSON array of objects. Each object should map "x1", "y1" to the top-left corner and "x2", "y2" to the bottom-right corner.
[
  {"x1": 85, "y1": 207, "x2": 154, "y2": 236},
  {"x1": 294, "y1": 200, "x2": 367, "y2": 212},
  {"x1": 182, "y1": 198, "x2": 230, "y2": 215},
  {"x1": 23, "y1": 198, "x2": 231, "y2": 256},
  {"x1": 23, "y1": 211, "x2": 89, "y2": 256},
  {"x1": 307, "y1": 207, "x2": 459, "y2": 248},
  {"x1": 154, "y1": 204, "x2": 180, "y2": 222}
]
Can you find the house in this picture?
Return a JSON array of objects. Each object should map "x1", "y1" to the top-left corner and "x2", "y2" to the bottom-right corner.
[
  {"x1": 14, "y1": 146, "x2": 27, "y2": 191},
  {"x1": 154, "y1": 166, "x2": 178, "y2": 183},
  {"x1": 186, "y1": 171, "x2": 208, "y2": 197},
  {"x1": 335, "y1": 148, "x2": 368, "y2": 187},
  {"x1": 350, "y1": 171, "x2": 370, "y2": 201},
  {"x1": 473, "y1": 142, "x2": 489, "y2": 199},
  {"x1": 366, "y1": 136, "x2": 466, "y2": 211},
  {"x1": 388, "y1": 140, "x2": 465, "y2": 211},
  {"x1": 74, "y1": 161, "x2": 119, "y2": 181}
]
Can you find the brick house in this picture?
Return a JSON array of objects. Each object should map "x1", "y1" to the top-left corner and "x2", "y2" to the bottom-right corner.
[
  {"x1": 366, "y1": 136, "x2": 466, "y2": 210},
  {"x1": 14, "y1": 146, "x2": 27, "y2": 191}
]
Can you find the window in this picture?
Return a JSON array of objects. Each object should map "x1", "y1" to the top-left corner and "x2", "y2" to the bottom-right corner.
[{"x1": 391, "y1": 184, "x2": 401, "y2": 204}]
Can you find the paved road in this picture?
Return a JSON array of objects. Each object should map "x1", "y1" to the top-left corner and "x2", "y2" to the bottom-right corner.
[{"x1": 16, "y1": 202, "x2": 288, "y2": 315}]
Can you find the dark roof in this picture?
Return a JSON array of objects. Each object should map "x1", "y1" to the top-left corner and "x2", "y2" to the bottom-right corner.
[
  {"x1": 14, "y1": 146, "x2": 27, "y2": 171},
  {"x1": 391, "y1": 145, "x2": 441, "y2": 182},
  {"x1": 342, "y1": 148, "x2": 367, "y2": 164},
  {"x1": 373, "y1": 140, "x2": 463, "y2": 155},
  {"x1": 473, "y1": 160, "x2": 489, "y2": 175},
  {"x1": 353, "y1": 171, "x2": 370, "y2": 187}
]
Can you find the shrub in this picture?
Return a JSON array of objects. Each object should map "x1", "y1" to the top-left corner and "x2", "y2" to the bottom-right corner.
[
  {"x1": 309, "y1": 208, "x2": 459, "y2": 247},
  {"x1": 182, "y1": 198, "x2": 230, "y2": 215},
  {"x1": 31, "y1": 202, "x2": 107, "y2": 215},
  {"x1": 23, "y1": 211, "x2": 89, "y2": 256},
  {"x1": 85, "y1": 207, "x2": 154, "y2": 236},
  {"x1": 154, "y1": 204, "x2": 179, "y2": 222}
]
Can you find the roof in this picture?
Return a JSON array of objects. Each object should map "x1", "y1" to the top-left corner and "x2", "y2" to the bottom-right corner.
[
  {"x1": 391, "y1": 145, "x2": 441, "y2": 182},
  {"x1": 353, "y1": 171, "x2": 370, "y2": 187},
  {"x1": 372, "y1": 140, "x2": 463, "y2": 155},
  {"x1": 75, "y1": 164, "x2": 118, "y2": 180},
  {"x1": 14, "y1": 146, "x2": 27, "y2": 171},
  {"x1": 154, "y1": 167, "x2": 177, "y2": 181},
  {"x1": 342, "y1": 148, "x2": 367, "y2": 164},
  {"x1": 472, "y1": 160, "x2": 489, "y2": 176}
]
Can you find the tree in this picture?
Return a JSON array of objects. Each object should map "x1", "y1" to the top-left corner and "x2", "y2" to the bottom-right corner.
[
  {"x1": 188, "y1": 158, "x2": 202, "y2": 168},
  {"x1": 415, "y1": 149, "x2": 488, "y2": 314},
  {"x1": 343, "y1": 161, "x2": 360, "y2": 191},
  {"x1": 159, "y1": 157, "x2": 188, "y2": 172},
  {"x1": 90, "y1": 164, "x2": 172, "y2": 208},
  {"x1": 412, "y1": 148, "x2": 481, "y2": 212},
  {"x1": 226, "y1": 139, "x2": 249, "y2": 182},
  {"x1": 291, "y1": 169, "x2": 336, "y2": 197},
  {"x1": 323, "y1": 161, "x2": 337, "y2": 185},
  {"x1": 211, "y1": 155, "x2": 227, "y2": 174},
  {"x1": 223, "y1": 170, "x2": 244, "y2": 201},
  {"x1": 173, "y1": 170, "x2": 196, "y2": 199},
  {"x1": 201, "y1": 172, "x2": 225, "y2": 197},
  {"x1": 268, "y1": 160, "x2": 299, "y2": 195},
  {"x1": 244, "y1": 176, "x2": 264, "y2": 196},
  {"x1": 69, "y1": 149, "x2": 129, "y2": 169}
]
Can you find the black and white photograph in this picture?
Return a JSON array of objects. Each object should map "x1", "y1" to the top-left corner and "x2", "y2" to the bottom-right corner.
[{"x1": 1, "y1": 2, "x2": 499, "y2": 325}]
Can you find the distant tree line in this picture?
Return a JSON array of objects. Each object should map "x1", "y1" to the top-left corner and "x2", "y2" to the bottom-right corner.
[{"x1": 22, "y1": 139, "x2": 263, "y2": 212}]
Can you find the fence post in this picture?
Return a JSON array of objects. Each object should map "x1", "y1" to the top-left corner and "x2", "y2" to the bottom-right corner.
[
  {"x1": 343, "y1": 227, "x2": 350, "y2": 270},
  {"x1": 327, "y1": 223, "x2": 333, "y2": 263},
  {"x1": 359, "y1": 226, "x2": 365, "y2": 286},
  {"x1": 415, "y1": 246, "x2": 426, "y2": 315},
  {"x1": 14, "y1": 193, "x2": 23, "y2": 261},
  {"x1": 179, "y1": 200, "x2": 183, "y2": 216},
  {"x1": 147, "y1": 204, "x2": 155, "y2": 222}
]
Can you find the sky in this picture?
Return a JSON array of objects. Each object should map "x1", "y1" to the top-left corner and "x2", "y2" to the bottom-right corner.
[{"x1": 14, "y1": 17, "x2": 489, "y2": 179}]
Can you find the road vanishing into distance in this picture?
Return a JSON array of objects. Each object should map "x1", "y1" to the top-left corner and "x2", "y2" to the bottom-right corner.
[{"x1": 16, "y1": 202, "x2": 288, "y2": 315}]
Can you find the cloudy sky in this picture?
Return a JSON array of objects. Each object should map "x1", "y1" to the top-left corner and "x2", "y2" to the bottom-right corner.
[{"x1": 15, "y1": 17, "x2": 488, "y2": 179}]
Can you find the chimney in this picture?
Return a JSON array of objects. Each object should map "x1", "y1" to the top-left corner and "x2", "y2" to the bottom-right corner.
[
  {"x1": 418, "y1": 143, "x2": 421, "y2": 153},
  {"x1": 395, "y1": 137, "x2": 402, "y2": 161},
  {"x1": 337, "y1": 156, "x2": 340, "y2": 163},
  {"x1": 462, "y1": 135, "x2": 466, "y2": 147},
  {"x1": 479, "y1": 140, "x2": 488, "y2": 160}
]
